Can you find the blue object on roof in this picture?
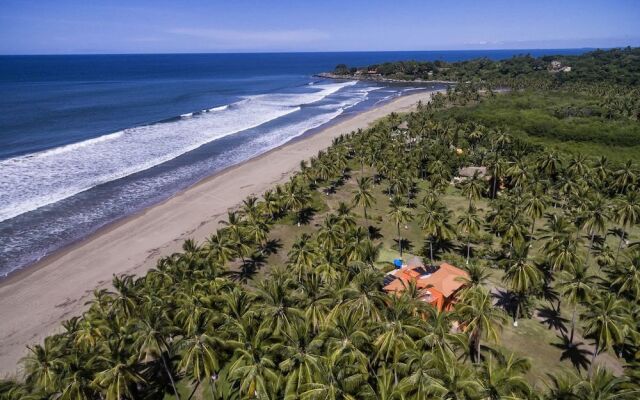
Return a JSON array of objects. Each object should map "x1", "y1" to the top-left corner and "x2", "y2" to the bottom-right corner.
[{"x1": 393, "y1": 259, "x2": 403, "y2": 268}]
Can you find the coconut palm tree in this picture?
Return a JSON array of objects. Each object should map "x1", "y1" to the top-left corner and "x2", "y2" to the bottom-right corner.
[
  {"x1": 613, "y1": 160, "x2": 637, "y2": 194},
  {"x1": 397, "y1": 350, "x2": 446, "y2": 399},
  {"x1": 134, "y1": 313, "x2": 180, "y2": 399},
  {"x1": 419, "y1": 198, "x2": 455, "y2": 263},
  {"x1": 300, "y1": 356, "x2": 372, "y2": 400},
  {"x1": 580, "y1": 194, "x2": 611, "y2": 265},
  {"x1": 612, "y1": 192, "x2": 640, "y2": 266},
  {"x1": 388, "y1": 196, "x2": 412, "y2": 258},
  {"x1": 460, "y1": 171, "x2": 485, "y2": 208},
  {"x1": 457, "y1": 205, "x2": 482, "y2": 264},
  {"x1": 576, "y1": 366, "x2": 636, "y2": 398},
  {"x1": 255, "y1": 278, "x2": 304, "y2": 337},
  {"x1": 543, "y1": 370, "x2": 582, "y2": 399},
  {"x1": 546, "y1": 236, "x2": 583, "y2": 272},
  {"x1": 352, "y1": 176, "x2": 375, "y2": 221},
  {"x1": 522, "y1": 192, "x2": 548, "y2": 238},
  {"x1": 608, "y1": 251, "x2": 640, "y2": 299},
  {"x1": 536, "y1": 151, "x2": 563, "y2": 179},
  {"x1": 178, "y1": 330, "x2": 223, "y2": 400},
  {"x1": 455, "y1": 286, "x2": 507, "y2": 363},
  {"x1": 502, "y1": 244, "x2": 543, "y2": 326},
  {"x1": 288, "y1": 234, "x2": 317, "y2": 280},
  {"x1": 276, "y1": 322, "x2": 322, "y2": 400},
  {"x1": 228, "y1": 333, "x2": 279, "y2": 399},
  {"x1": 284, "y1": 181, "x2": 312, "y2": 226},
  {"x1": 205, "y1": 231, "x2": 236, "y2": 266},
  {"x1": 556, "y1": 263, "x2": 597, "y2": 342},
  {"x1": 581, "y1": 292, "x2": 631, "y2": 375},
  {"x1": 480, "y1": 352, "x2": 532, "y2": 400},
  {"x1": 22, "y1": 337, "x2": 64, "y2": 395},
  {"x1": 92, "y1": 339, "x2": 146, "y2": 400}
]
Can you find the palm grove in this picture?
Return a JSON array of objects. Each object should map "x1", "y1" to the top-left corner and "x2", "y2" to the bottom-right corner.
[{"x1": 2, "y1": 49, "x2": 640, "y2": 399}]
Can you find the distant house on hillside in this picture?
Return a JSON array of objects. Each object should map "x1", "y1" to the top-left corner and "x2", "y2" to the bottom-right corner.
[
  {"x1": 549, "y1": 60, "x2": 571, "y2": 73},
  {"x1": 397, "y1": 121, "x2": 409, "y2": 130},
  {"x1": 383, "y1": 259, "x2": 469, "y2": 311}
]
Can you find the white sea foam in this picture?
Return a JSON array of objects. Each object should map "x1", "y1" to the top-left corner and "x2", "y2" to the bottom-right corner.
[
  {"x1": 208, "y1": 104, "x2": 229, "y2": 112},
  {"x1": 0, "y1": 81, "x2": 358, "y2": 222}
]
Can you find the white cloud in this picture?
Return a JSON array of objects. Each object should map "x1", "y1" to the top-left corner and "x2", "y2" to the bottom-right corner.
[{"x1": 168, "y1": 27, "x2": 329, "y2": 49}]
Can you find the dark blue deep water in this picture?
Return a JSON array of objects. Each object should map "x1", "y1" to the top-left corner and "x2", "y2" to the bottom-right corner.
[{"x1": 0, "y1": 49, "x2": 590, "y2": 276}]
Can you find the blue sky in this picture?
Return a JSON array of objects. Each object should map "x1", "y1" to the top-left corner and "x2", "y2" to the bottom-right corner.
[{"x1": 1, "y1": 0, "x2": 639, "y2": 54}]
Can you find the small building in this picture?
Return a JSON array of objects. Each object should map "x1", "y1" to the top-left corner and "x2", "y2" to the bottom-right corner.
[
  {"x1": 549, "y1": 60, "x2": 571, "y2": 73},
  {"x1": 453, "y1": 166, "x2": 488, "y2": 184},
  {"x1": 458, "y1": 166, "x2": 487, "y2": 178},
  {"x1": 383, "y1": 260, "x2": 469, "y2": 311},
  {"x1": 397, "y1": 121, "x2": 409, "y2": 131}
]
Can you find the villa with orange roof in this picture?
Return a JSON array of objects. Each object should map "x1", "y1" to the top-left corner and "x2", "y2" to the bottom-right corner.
[{"x1": 383, "y1": 257, "x2": 469, "y2": 311}]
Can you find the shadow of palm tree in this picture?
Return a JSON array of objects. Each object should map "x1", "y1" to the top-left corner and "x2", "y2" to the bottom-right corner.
[
  {"x1": 392, "y1": 238, "x2": 413, "y2": 254},
  {"x1": 536, "y1": 305, "x2": 568, "y2": 334},
  {"x1": 227, "y1": 253, "x2": 266, "y2": 283},
  {"x1": 551, "y1": 335, "x2": 591, "y2": 372},
  {"x1": 261, "y1": 238, "x2": 282, "y2": 256},
  {"x1": 323, "y1": 186, "x2": 337, "y2": 195},
  {"x1": 332, "y1": 176, "x2": 346, "y2": 189},
  {"x1": 420, "y1": 238, "x2": 457, "y2": 261},
  {"x1": 297, "y1": 207, "x2": 317, "y2": 225},
  {"x1": 491, "y1": 289, "x2": 518, "y2": 316},
  {"x1": 434, "y1": 239, "x2": 456, "y2": 257},
  {"x1": 368, "y1": 225, "x2": 383, "y2": 240}
]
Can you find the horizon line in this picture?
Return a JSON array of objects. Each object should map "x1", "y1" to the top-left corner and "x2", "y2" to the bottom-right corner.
[{"x1": 0, "y1": 46, "x2": 622, "y2": 57}]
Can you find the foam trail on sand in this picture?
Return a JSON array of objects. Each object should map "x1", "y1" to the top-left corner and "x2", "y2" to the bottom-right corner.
[{"x1": 0, "y1": 81, "x2": 356, "y2": 222}]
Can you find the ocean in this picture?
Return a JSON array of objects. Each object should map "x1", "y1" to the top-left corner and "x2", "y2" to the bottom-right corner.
[{"x1": 0, "y1": 49, "x2": 589, "y2": 277}]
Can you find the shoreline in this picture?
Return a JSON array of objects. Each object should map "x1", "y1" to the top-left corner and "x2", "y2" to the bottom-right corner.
[
  {"x1": 0, "y1": 89, "x2": 439, "y2": 376},
  {"x1": 314, "y1": 72, "x2": 457, "y2": 85}
]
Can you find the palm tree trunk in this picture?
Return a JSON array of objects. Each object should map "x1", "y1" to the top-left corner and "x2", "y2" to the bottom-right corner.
[
  {"x1": 429, "y1": 239, "x2": 434, "y2": 264},
  {"x1": 586, "y1": 231, "x2": 595, "y2": 266},
  {"x1": 589, "y1": 342, "x2": 599, "y2": 376},
  {"x1": 466, "y1": 233, "x2": 471, "y2": 264},
  {"x1": 570, "y1": 304, "x2": 577, "y2": 343},
  {"x1": 210, "y1": 379, "x2": 216, "y2": 400},
  {"x1": 530, "y1": 219, "x2": 536, "y2": 240},
  {"x1": 615, "y1": 226, "x2": 625, "y2": 266},
  {"x1": 187, "y1": 380, "x2": 201, "y2": 400},
  {"x1": 397, "y1": 223, "x2": 402, "y2": 257},
  {"x1": 514, "y1": 301, "x2": 520, "y2": 326},
  {"x1": 492, "y1": 167, "x2": 498, "y2": 199},
  {"x1": 161, "y1": 354, "x2": 180, "y2": 400}
]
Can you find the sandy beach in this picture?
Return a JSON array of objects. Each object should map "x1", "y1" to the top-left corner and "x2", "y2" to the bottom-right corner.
[{"x1": 0, "y1": 89, "x2": 437, "y2": 376}]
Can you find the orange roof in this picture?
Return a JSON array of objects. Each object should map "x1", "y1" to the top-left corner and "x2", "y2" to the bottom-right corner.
[
  {"x1": 426, "y1": 263, "x2": 469, "y2": 297},
  {"x1": 383, "y1": 262, "x2": 469, "y2": 298}
]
